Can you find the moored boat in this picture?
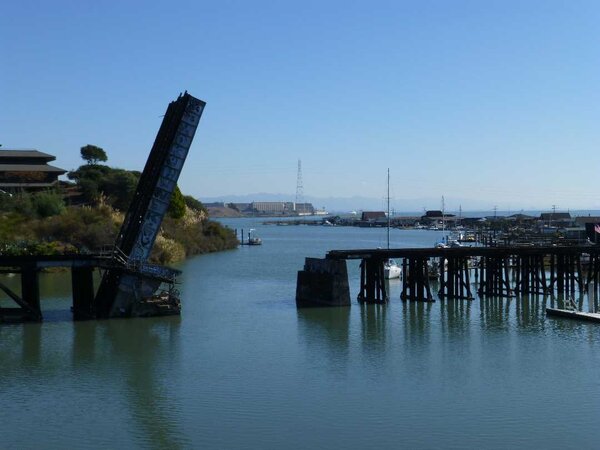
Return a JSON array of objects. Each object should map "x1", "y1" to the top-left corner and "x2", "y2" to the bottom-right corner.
[
  {"x1": 384, "y1": 259, "x2": 401, "y2": 279},
  {"x1": 247, "y1": 228, "x2": 262, "y2": 245}
]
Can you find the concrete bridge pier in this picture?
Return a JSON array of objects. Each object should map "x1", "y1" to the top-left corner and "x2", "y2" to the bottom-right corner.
[{"x1": 296, "y1": 258, "x2": 350, "y2": 307}]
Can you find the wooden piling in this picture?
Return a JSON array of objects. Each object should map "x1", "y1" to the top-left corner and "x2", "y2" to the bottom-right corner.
[{"x1": 72, "y1": 266, "x2": 95, "y2": 320}]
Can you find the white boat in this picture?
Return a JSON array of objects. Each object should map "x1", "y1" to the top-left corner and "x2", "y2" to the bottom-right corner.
[
  {"x1": 383, "y1": 169, "x2": 401, "y2": 279},
  {"x1": 385, "y1": 258, "x2": 401, "y2": 279}
]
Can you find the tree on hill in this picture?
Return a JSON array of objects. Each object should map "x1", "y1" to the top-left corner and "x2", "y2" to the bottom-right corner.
[
  {"x1": 68, "y1": 165, "x2": 139, "y2": 210},
  {"x1": 80, "y1": 145, "x2": 107, "y2": 165}
]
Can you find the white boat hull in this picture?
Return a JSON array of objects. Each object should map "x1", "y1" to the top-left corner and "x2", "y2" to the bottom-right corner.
[{"x1": 384, "y1": 263, "x2": 401, "y2": 279}]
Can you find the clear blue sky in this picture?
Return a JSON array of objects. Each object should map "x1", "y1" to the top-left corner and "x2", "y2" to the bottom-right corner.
[{"x1": 2, "y1": 0, "x2": 599, "y2": 211}]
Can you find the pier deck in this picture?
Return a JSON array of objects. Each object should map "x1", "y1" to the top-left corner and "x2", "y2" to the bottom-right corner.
[
  {"x1": 326, "y1": 245, "x2": 600, "y2": 260},
  {"x1": 297, "y1": 244, "x2": 600, "y2": 310}
]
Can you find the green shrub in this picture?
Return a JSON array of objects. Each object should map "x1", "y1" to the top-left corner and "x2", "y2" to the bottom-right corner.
[
  {"x1": 0, "y1": 191, "x2": 65, "y2": 219},
  {"x1": 34, "y1": 206, "x2": 119, "y2": 252},
  {"x1": 167, "y1": 186, "x2": 186, "y2": 219},
  {"x1": 32, "y1": 191, "x2": 66, "y2": 218},
  {"x1": 0, "y1": 213, "x2": 34, "y2": 241},
  {"x1": 183, "y1": 195, "x2": 207, "y2": 214}
]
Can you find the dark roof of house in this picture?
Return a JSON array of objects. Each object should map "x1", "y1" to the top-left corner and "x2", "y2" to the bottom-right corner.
[
  {"x1": 361, "y1": 211, "x2": 386, "y2": 220},
  {"x1": 0, "y1": 164, "x2": 67, "y2": 173},
  {"x1": 507, "y1": 213, "x2": 536, "y2": 220},
  {"x1": 540, "y1": 212, "x2": 571, "y2": 220},
  {"x1": 0, "y1": 149, "x2": 55, "y2": 160},
  {"x1": 575, "y1": 216, "x2": 600, "y2": 224}
]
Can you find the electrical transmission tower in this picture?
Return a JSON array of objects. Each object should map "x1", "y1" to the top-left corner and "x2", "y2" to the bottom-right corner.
[{"x1": 295, "y1": 159, "x2": 304, "y2": 214}]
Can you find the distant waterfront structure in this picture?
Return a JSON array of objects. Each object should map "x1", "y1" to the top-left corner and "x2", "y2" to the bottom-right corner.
[
  {"x1": 252, "y1": 201, "x2": 294, "y2": 215},
  {"x1": 295, "y1": 159, "x2": 305, "y2": 213},
  {"x1": 0, "y1": 149, "x2": 66, "y2": 192},
  {"x1": 250, "y1": 201, "x2": 315, "y2": 216},
  {"x1": 204, "y1": 200, "x2": 316, "y2": 216}
]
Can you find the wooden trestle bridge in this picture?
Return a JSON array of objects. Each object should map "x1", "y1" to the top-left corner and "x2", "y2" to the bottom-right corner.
[{"x1": 296, "y1": 245, "x2": 600, "y2": 307}]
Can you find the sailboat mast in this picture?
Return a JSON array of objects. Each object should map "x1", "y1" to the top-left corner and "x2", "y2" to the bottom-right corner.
[
  {"x1": 442, "y1": 195, "x2": 445, "y2": 235},
  {"x1": 387, "y1": 168, "x2": 390, "y2": 250}
]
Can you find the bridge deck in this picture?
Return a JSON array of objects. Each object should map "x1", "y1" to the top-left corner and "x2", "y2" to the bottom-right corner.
[
  {"x1": 0, "y1": 254, "x2": 112, "y2": 269},
  {"x1": 327, "y1": 245, "x2": 600, "y2": 260}
]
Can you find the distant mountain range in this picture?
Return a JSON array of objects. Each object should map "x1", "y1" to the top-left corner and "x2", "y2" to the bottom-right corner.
[{"x1": 199, "y1": 192, "x2": 554, "y2": 215}]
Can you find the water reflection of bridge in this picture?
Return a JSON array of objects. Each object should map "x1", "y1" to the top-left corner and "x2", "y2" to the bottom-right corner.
[
  {"x1": 295, "y1": 294, "x2": 596, "y2": 374},
  {"x1": 0, "y1": 317, "x2": 183, "y2": 448}
]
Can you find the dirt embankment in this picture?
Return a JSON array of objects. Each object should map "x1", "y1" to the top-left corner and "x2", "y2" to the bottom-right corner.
[{"x1": 206, "y1": 206, "x2": 243, "y2": 218}]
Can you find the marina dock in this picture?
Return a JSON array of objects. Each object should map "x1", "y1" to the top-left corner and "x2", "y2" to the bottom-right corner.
[{"x1": 546, "y1": 308, "x2": 600, "y2": 323}]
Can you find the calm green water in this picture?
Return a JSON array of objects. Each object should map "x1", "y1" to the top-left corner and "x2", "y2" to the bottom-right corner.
[{"x1": 1, "y1": 218, "x2": 599, "y2": 449}]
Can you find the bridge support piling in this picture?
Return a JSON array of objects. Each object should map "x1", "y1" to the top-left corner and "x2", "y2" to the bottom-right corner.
[
  {"x1": 401, "y1": 257, "x2": 433, "y2": 302},
  {"x1": 514, "y1": 255, "x2": 548, "y2": 296},
  {"x1": 72, "y1": 267, "x2": 95, "y2": 320},
  {"x1": 439, "y1": 256, "x2": 473, "y2": 300},
  {"x1": 21, "y1": 267, "x2": 42, "y2": 321},
  {"x1": 478, "y1": 257, "x2": 513, "y2": 297},
  {"x1": 585, "y1": 253, "x2": 600, "y2": 293},
  {"x1": 576, "y1": 255, "x2": 584, "y2": 295},
  {"x1": 358, "y1": 258, "x2": 388, "y2": 304}
]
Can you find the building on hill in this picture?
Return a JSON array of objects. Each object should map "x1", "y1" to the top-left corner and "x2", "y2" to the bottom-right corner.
[{"x1": 0, "y1": 149, "x2": 66, "y2": 192}]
